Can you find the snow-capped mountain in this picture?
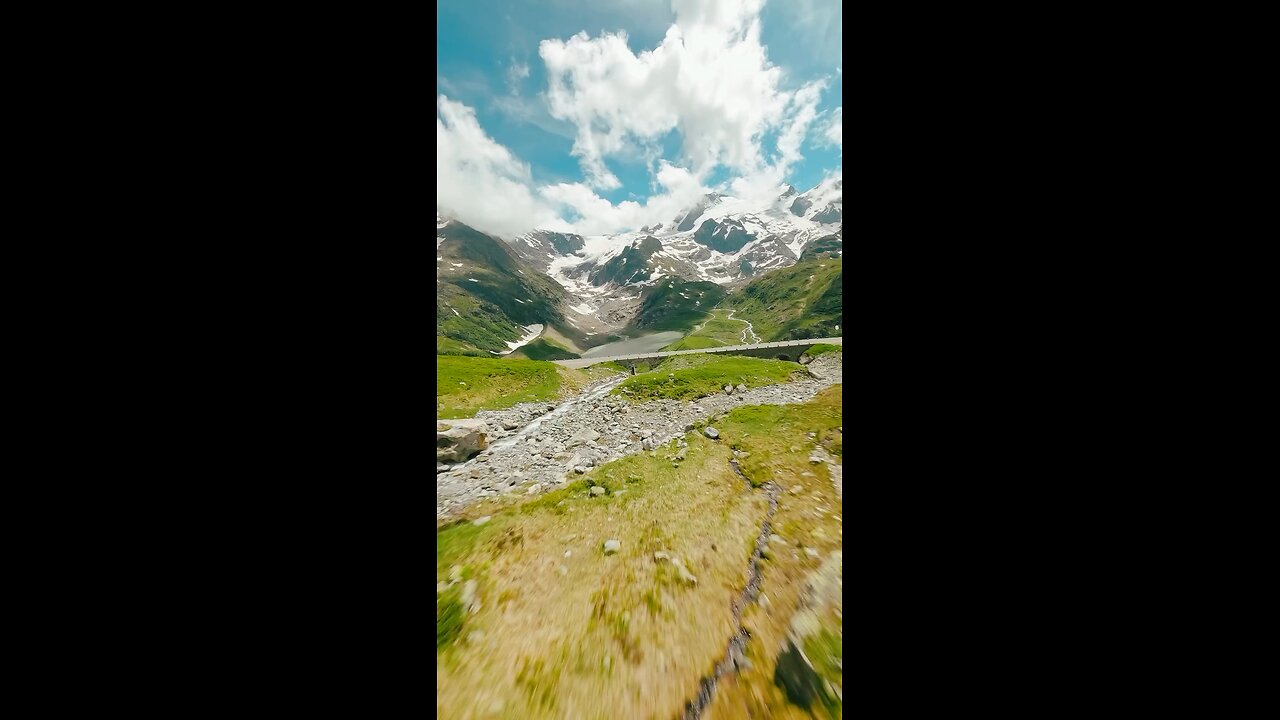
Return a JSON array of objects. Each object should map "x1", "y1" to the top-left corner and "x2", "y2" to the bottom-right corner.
[{"x1": 501, "y1": 175, "x2": 842, "y2": 335}]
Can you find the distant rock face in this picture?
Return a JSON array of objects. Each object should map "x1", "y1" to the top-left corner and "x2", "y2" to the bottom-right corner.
[
  {"x1": 813, "y1": 205, "x2": 842, "y2": 224},
  {"x1": 693, "y1": 218, "x2": 756, "y2": 254},
  {"x1": 790, "y1": 197, "x2": 813, "y2": 217},
  {"x1": 437, "y1": 420, "x2": 490, "y2": 463}
]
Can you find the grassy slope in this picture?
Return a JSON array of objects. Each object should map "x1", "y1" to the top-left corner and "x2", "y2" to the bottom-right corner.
[
  {"x1": 437, "y1": 355, "x2": 622, "y2": 418},
  {"x1": 661, "y1": 309, "x2": 752, "y2": 351},
  {"x1": 723, "y1": 259, "x2": 842, "y2": 341},
  {"x1": 436, "y1": 386, "x2": 843, "y2": 720},
  {"x1": 805, "y1": 343, "x2": 842, "y2": 358},
  {"x1": 612, "y1": 354, "x2": 805, "y2": 402},
  {"x1": 513, "y1": 337, "x2": 581, "y2": 361},
  {"x1": 625, "y1": 277, "x2": 726, "y2": 334},
  {"x1": 437, "y1": 222, "x2": 571, "y2": 353}
]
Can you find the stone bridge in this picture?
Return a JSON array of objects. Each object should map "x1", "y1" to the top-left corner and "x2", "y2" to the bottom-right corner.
[{"x1": 552, "y1": 336, "x2": 843, "y2": 370}]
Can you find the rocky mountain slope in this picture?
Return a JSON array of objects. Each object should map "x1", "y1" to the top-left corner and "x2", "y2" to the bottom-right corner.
[{"x1": 437, "y1": 174, "x2": 842, "y2": 352}]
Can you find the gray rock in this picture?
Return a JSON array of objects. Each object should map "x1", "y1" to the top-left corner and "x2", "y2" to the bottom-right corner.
[
  {"x1": 436, "y1": 420, "x2": 490, "y2": 463},
  {"x1": 527, "y1": 483, "x2": 543, "y2": 495},
  {"x1": 567, "y1": 427, "x2": 601, "y2": 447},
  {"x1": 574, "y1": 466, "x2": 588, "y2": 474},
  {"x1": 724, "y1": 385, "x2": 734, "y2": 395},
  {"x1": 735, "y1": 384, "x2": 747, "y2": 393},
  {"x1": 437, "y1": 463, "x2": 449, "y2": 473},
  {"x1": 809, "y1": 455, "x2": 822, "y2": 464},
  {"x1": 770, "y1": 534, "x2": 787, "y2": 545},
  {"x1": 799, "y1": 353, "x2": 812, "y2": 365},
  {"x1": 590, "y1": 486, "x2": 606, "y2": 496},
  {"x1": 502, "y1": 421, "x2": 519, "y2": 430},
  {"x1": 472, "y1": 516, "x2": 491, "y2": 526},
  {"x1": 704, "y1": 427, "x2": 720, "y2": 439},
  {"x1": 653, "y1": 551, "x2": 671, "y2": 562},
  {"x1": 603, "y1": 539, "x2": 621, "y2": 555}
]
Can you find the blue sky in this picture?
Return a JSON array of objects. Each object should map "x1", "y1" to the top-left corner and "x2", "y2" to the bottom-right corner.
[{"x1": 437, "y1": 0, "x2": 842, "y2": 238}]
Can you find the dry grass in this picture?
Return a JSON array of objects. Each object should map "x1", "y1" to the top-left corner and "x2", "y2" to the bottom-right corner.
[
  {"x1": 436, "y1": 435, "x2": 767, "y2": 719},
  {"x1": 436, "y1": 385, "x2": 844, "y2": 719}
]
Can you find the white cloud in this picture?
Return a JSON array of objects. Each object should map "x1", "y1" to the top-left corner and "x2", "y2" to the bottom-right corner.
[
  {"x1": 539, "y1": 0, "x2": 794, "y2": 190},
  {"x1": 506, "y1": 61, "x2": 530, "y2": 94},
  {"x1": 539, "y1": 160, "x2": 707, "y2": 236},
  {"x1": 823, "y1": 106, "x2": 842, "y2": 149},
  {"x1": 436, "y1": 95, "x2": 569, "y2": 238},
  {"x1": 437, "y1": 1, "x2": 841, "y2": 238}
]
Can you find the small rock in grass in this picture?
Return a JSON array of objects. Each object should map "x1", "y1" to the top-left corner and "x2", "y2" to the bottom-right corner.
[
  {"x1": 805, "y1": 547, "x2": 819, "y2": 558},
  {"x1": 724, "y1": 385, "x2": 734, "y2": 395},
  {"x1": 809, "y1": 455, "x2": 822, "y2": 464},
  {"x1": 654, "y1": 551, "x2": 671, "y2": 562},
  {"x1": 789, "y1": 485, "x2": 804, "y2": 495},
  {"x1": 527, "y1": 483, "x2": 542, "y2": 495},
  {"x1": 735, "y1": 384, "x2": 746, "y2": 393},
  {"x1": 590, "y1": 486, "x2": 606, "y2": 496},
  {"x1": 603, "y1": 539, "x2": 621, "y2": 554},
  {"x1": 472, "y1": 516, "x2": 491, "y2": 526},
  {"x1": 704, "y1": 427, "x2": 720, "y2": 439},
  {"x1": 574, "y1": 466, "x2": 588, "y2": 474},
  {"x1": 769, "y1": 534, "x2": 786, "y2": 545}
]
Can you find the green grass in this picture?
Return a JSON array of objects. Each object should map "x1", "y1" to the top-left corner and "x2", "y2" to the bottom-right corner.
[
  {"x1": 437, "y1": 355, "x2": 563, "y2": 418},
  {"x1": 661, "y1": 308, "x2": 756, "y2": 350},
  {"x1": 716, "y1": 385, "x2": 842, "y2": 487},
  {"x1": 514, "y1": 337, "x2": 581, "y2": 361},
  {"x1": 723, "y1": 259, "x2": 842, "y2": 341},
  {"x1": 436, "y1": 335, "x2": 488, "y2": 357},
  {"x1": 805, "y1": 343, "x2": 841, "y2": 357},
  {"x1": 626, "y1": 278, "x2": 726, "y2": 333},
  {"x1": 612, "y1": 354, "x2": 804, "y2": 402}
]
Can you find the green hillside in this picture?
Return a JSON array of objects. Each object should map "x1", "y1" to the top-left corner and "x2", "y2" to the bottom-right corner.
[
  {"x1": 722, "y1": 258, "x2": 842, "y2": 341},
  {"x1": 436, "y1": 222, "x2": 573, "y2": 354},
  {"x1": 625, "y1": 277, "x2": 726, "y2": 334}
]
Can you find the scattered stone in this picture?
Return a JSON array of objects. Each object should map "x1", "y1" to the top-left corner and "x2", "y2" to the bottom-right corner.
[
  {"x1": 805, "y1": 547, "x2": 819, "y2": 558},
  {"x1": 564, "y1": 550, "x2": 572, "y2": 558},
  {"x1": 735, "y1": 384, "x2": 747, "y2": 393},
  {"x1": 603, "y1": 539, "x2": 621, "y2": 555},
  {"x1": 502, "y1": 421, "x2": 519, "y2": 430},
  {"x1": 526, "y1": 483, "x2": 542, "y2": 495},
  {"x1": 590, "y1": 486, "x2": 606, "y2": 496},
  {"x1": 472, "y1": 516, "x2": 491, "y2": 526},
  {"x1": 790, "y1": 485, "x2": 804, "y2": 495},
  {"x1": 704, "y1": 427, "x2": 720, "y2": 439},
  {"x1": 724, "y1": 385, "x2": 734, "y2": 395},
  {"x1": 461, "y1": 579, "x2": 479, "y2": 614},
  {"x1": 770, "y1": 534, "x2": 787, "y2": 545},
  {"x1": 809, "y1": 455, "x2": 822, "y2": 464},
  {"x1": 654, "y1": 551, "x2": 671, "y2": 562},
  {"x1": 672, "y1": 558, "x2": 698, "y2": 585}
]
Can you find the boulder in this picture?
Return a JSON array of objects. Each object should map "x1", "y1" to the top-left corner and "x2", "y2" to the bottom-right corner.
[
  {"x1": 735, "y1": 384, "x2": 747, "y2": 393},
  {"x1": 798, "y1": 353, "x2": 813, "y2": 365},
  {"x1": 590, "y1": 486, "x2": 606, "y2": 496},
  {"x1": 603, "y1": 539, "x2": 621, "y2": 555},
  {"x1": 566, "y1": 427, "x2": 601, "y2": 447},
  {"x1": 437, "y1": 420, "x2": 490, "y2": 463},
  {"x1": 704, "y1": 427, "x2": 720, "y2": 439},
  {"x1": 724, "y1": 385, "x2": 734, "y2": 395},
  {"x1": 773, "y1": 639, "x2": 825, "y2": 709}
]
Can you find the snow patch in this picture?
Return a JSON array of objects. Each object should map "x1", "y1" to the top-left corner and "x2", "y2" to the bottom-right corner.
[{"x1": 495, "y1": 324, "x2": 545, "y2": 355}]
